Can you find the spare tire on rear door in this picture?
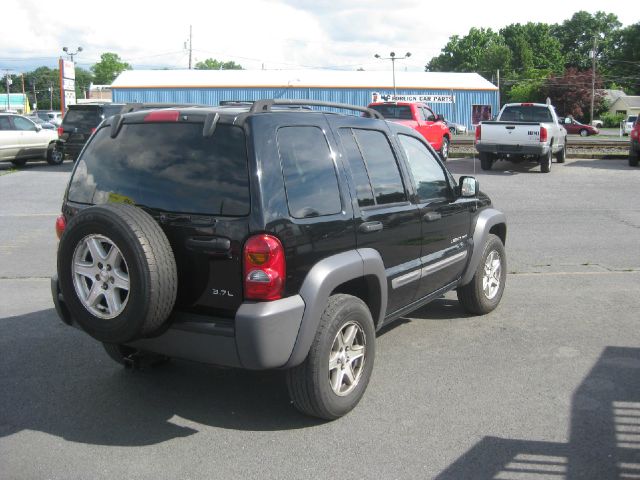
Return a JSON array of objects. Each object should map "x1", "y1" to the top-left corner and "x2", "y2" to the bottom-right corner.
[{"x1": 57, "y1": 203, "x2": 177, "y2": 344}]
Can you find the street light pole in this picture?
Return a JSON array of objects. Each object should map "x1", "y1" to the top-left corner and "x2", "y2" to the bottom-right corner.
[
  {"x1": 374, "y1": 51, "x2": 411, "y2": 97},
  {"x1": 62, "y1": 46, "x2": 83, "y2": 63}
]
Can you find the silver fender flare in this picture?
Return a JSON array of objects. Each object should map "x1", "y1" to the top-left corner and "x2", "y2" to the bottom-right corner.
[{"x1": 460, "y1": 208, "x2": 507, "y2": 285}]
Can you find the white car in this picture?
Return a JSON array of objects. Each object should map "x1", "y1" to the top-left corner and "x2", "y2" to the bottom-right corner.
[
  {"x1": 0, "y1": 113, "x2": 62, "y2": 166},
  {"x1": 36, "y1": 111, "x2": 63, "y2": 127},
  {"x1": 624, "y1": 115, "x2": 638, "y2": 136}
]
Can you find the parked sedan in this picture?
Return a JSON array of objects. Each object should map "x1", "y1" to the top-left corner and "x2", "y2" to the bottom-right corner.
[
  {"x1": 36, "y1": 111, "x2": 63, "y2": 127},
  {"x1": 559, "y1": 117, "x2": 599, "y2": 136},
  {"x1": 444, "y1": 120, "x2": 467, "y2": 135},
  {"x1": 0, "y1": 113, "x2": 62, "y2": 166}
]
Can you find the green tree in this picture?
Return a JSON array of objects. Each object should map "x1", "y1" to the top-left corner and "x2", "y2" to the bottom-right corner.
[
  {"x1": 500, "y1": 23, "x2": 565, "y2": 74},
  {"x1": 74, "y1": 67, "x2": 94, "y2": 100},
  {"x1": 91, "y1": 52, "x2": 131, "y2": 84},
  {"x1": 606, "y1": 22, "x2": 640, "y2": 94},
  {"x1": 425, "y1": 28, "x2": 512, "y2": 81},
  {"x1": 22, "y1": 67, "x2": 61, "y2": 110},
  {"x1": 194, "y1": 58, "x2": 243, "y2": 70},
  {"x1": 551, "y1": 11, "x2": 622, "y2": 70}
]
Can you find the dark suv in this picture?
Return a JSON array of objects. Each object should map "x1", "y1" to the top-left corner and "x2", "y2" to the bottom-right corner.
[
  {"x1": 57, "y1": 103, "x2": 125, "y2": 160},
  {"x1": 51, "y1": 100, "x2": 507, "y2": 420}
]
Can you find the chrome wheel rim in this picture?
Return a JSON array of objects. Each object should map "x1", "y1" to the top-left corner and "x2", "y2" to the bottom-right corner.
[
  {"x1": 52, "y1": 148, "x2": 63, "y2": 163},
  {"x1": 328, "y1": 321, "x2": 366, "y2": 396},
  {"x1": 482, "y1": 250, "x2": 501, "y2": 300},
  {"x1": 441, "y1": 139, "x2": 449, "y2": 159},
  {"x1": 72, "y1": 234, "x2": 130, "y2": 319}
]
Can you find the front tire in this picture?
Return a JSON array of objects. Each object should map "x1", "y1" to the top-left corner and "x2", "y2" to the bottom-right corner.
[
  {"x1": 630, "y1": 150, "x2": 639, "y2": 167},
  {"x1": 286, "y1": 294, "x2": 375, "y2": 420},
  {"x1": 439, "y1": 136, "x2": 450, "y2": 161},
  {"x1": 555, "y1": 145, "x2": 566, "y2": 164},
  {"x1": 47, "y1": 142, "x2": 64, "y2": 165},
  {"x1": 579, "y1": 129, "x2": 588, "y2": 137},
  {"x1": 457, "y1": 234, "x2": 506, "y2": 315}
]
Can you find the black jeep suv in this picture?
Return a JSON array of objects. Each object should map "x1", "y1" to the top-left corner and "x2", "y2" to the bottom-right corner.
[
  {"x1": 51, "y1": 100, "x2": 507, "y2": 420},
  {"x1": 57, "y1": 103, "x2": 125, "y2": 160}
]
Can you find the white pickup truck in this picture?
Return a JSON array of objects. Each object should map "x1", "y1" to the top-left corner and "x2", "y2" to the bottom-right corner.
[{"x1": 475, "y1": 103, "x2": 567, "y2": 173}]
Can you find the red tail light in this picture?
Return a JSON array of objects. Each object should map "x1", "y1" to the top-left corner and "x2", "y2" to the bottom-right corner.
[
  {"x1": 57, "y1": 127, "x2": 63, "y2": 136},
  {"x1": 144, "y1": 110, "x2": 180, "y2": 122},
  {"x1": 55, "y1": 215, "x2": 66, "y2": 239},
  {"x1": 540, "y1": 126, "x2": 548, "y2": 142},
  {"x1": 475, "y1": 125, "x2": 481, "y2": 143},
  {"x1": 243, "y1": 234, "x2": 285, "y2": 301}
]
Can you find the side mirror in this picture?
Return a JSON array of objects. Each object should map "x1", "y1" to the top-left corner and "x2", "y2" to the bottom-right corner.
[
  {"x1": 459, "y1": 176, "x2": 478, "y2": 198},
  {"x1": 35, "y1": 124, "x2": 42, "y2": 132},
  {"x1": 436, "y1": 114, "x2": 445, "y2": 121}
]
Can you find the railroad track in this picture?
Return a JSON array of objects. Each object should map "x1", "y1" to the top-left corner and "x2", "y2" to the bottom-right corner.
[{"x1": 451, "y1": 137, "x2": 630, "y2": 149}]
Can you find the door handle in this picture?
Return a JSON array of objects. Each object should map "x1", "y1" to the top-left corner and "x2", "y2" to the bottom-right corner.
[
  {"x1": 358, "y1": 221, "x2": 383, "y2": 233},
  {"x1": 423, "y1": 212, "x2": 441, "y2": 222},
  {"x1": 185, "y1": 236, "x2": 231, "y2": 256}
]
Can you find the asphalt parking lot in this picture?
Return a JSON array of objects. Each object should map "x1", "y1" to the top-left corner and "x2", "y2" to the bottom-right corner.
[{"x1": 1, "y1": 156, "x2": 639, "y2": 479}]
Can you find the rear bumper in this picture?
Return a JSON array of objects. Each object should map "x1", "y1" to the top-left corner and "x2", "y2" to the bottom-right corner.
[
  {"x1": 51, "y1": 275, "x2": 306, "y2": 370},
  {"x1": 476, "y1": 142, "x2": 548, "y2": 156}
]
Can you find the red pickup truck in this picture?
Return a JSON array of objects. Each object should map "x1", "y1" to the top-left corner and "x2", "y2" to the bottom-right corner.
[{"x1": 368, "y1": 102, "x2": 451, "y2": 160}]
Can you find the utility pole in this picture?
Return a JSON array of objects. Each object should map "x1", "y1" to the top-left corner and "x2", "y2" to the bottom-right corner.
[
  {"x1": 590, "y1": 35, "x2": 598, "y2": 124},
  {"x1": 497, "y1": 69, "x2": 501, "y2": 110},
  {"x1": 188, "y1": 25, "x2": 193, "y2": 69},
  {"x1": 49, "y1": 83, "x2": 53, "y2": 110},
  {"x1": 4, "y1": 71, "x2": 11, "y2": 111}
]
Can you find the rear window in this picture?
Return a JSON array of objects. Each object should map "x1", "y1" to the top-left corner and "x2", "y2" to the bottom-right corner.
[
  {"x1": 68, "y1": 122, "x2": 250, "y2": 216},
  {"x1": 369, "y1": 105, "x2": 413, "y2": 120},
  {"x1": 63, "y1": 108, "x2": 101, "y2": 127},
  {"x1": 500, "y1": 106, "x2": 552, "y2": 123}
]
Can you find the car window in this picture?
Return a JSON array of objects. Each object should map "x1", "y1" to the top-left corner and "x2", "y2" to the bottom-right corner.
[
  {"x1": 63, "y1": 109, "x2": 101, "y2": 127},
  {"x1": 398, "y1": 134, "x2": 449, "y2": 202},
  {"x1": 338, "y1": 129, "x2": 375, "y2": 207},
  {"x1": 352, "y1": 129, "x2": 406, "y2": 205},
  {"x1": 277, "y1": 126, "x2": 342, "y2": 218},
  {"x1": 102, "y1": 105, "x2": 124, "y2": 119},
  {"x1": 0, "y1": 117, "x2": 12, "y2": 130},
  {"x1": 423, "y1": 107, "x2": 436, "y2": 122},
  {"x1": 13, "y1": 116, "x2": 36, "y2": 131},
  {"x1": 68, "y1": 123, "x2": 250, "y2": 216},
  {"x1": 369, "y1": 105, "x2": 413, "y2": 120}
]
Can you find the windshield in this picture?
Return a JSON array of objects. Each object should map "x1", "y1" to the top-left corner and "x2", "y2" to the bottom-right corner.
[{"x1": 68, "y1": 122, "x2": 250, "y2": 216}]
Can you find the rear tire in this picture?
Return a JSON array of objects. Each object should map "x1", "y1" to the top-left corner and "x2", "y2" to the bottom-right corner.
[
  {"x1": 11, "y1": 159, "x2": 27, "y2": 167},
  {"x1": 630, "y1": 151, "x2": 639, "y2": 167},
  {"x1": 479, "y1": 152, "x2": 493, "y2": 171},
  {"x1": 540, "y1": 149, "x2": 552, "y2": 173},
  {"x1": 286, "y1": 294, "x2": 375, "y2": 420},
  {"x1": 457, "y1": 234, "x2": 506, "y2": 315}
]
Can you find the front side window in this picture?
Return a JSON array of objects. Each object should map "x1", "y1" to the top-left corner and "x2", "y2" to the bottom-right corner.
[
  {"x1": 353, "y1": 129, "x2": 406, "y2": 205},
  {"x1": 277, "y1": 126, "x2": 341, "y2": 218},
  {"x1": 13, "y1": 116, "x2": 36, "y2": 131},
  {"x1": 399, "y1": 134, "x2": 449, "y2": 202}
]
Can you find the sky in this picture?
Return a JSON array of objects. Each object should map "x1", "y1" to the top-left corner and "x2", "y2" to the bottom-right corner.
[{"x1": 1, "y1": 0, "x2": 637, "y2": 74}]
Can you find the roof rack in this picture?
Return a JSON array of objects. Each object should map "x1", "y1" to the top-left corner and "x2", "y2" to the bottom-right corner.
[{"x1": 250, "y1": 99, "x2": 384, "y2": 119}]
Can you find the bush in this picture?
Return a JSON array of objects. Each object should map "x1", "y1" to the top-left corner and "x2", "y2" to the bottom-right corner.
[{"x1": 600, "y1": 112, "x2": 626, "y2": 128}]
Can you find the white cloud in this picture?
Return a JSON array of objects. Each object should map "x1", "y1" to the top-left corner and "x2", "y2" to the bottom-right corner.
[{"x1": 1, "y1": 0, "x2": 637, "y2": 73}]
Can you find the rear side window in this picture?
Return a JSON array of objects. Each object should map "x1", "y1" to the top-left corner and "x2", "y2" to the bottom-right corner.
[
  {"x1": 277, "y1": 126, "x2": 341, "y2": 218},
  {"x1": 68, "y1": 122, "x2": 250, "y2": 216}
]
